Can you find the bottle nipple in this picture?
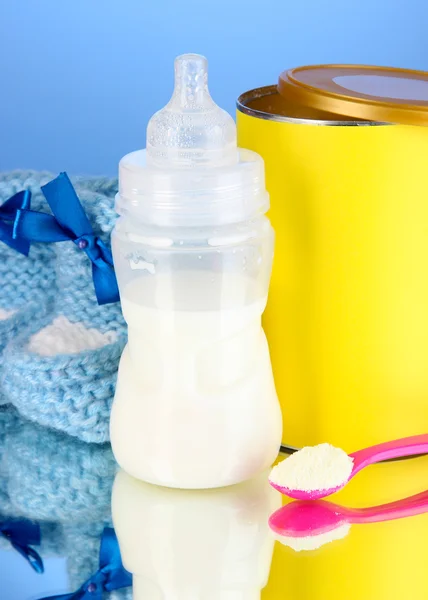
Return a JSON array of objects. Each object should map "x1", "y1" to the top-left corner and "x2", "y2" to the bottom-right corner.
[{"x1": 146, "y1": 54, "x2": 237, "y2": 167}]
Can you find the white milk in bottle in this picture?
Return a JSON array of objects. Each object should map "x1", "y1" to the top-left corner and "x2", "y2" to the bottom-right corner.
[{"x1": 110, "y1": 54, "x2": 282, "y2": 489}]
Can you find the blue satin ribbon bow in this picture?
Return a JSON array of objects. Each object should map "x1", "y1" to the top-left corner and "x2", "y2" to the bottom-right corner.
[
  {"x1": 0, "y1": 516, "x2": 44, "y2": 573},
  {"x1": 0, "y1": 190, "x2": 31, "y2": 255},
  {"x1": 14, "y1": 172, "x2": 120, "y2": 305},
  {"x1": 39, "y1": 527, "x2": 131, "y2": 599}
]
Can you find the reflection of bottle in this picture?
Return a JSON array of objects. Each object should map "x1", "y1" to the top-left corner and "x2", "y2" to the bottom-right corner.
[
  {"x1": 112, "y1": 469, "x2": 281, "y2": 599},
  {"x1": 110, "y1": 54, "x2": 282, "y2": 489}
]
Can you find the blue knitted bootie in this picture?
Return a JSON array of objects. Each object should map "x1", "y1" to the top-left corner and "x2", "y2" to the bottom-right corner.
[
  {"x1": 0, "y1": 171, "x2": 57, "y2": 403},
  {"x1": 2, "y1": 175, "x2": 126, "y2": 443}
]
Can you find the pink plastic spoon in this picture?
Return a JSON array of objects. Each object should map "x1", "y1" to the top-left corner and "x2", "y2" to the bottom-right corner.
[
  {"x1": 269, "y1": 489, "x2": 428, "y2": 547},
  {"x1": 270, "y1": 434, "x2": 428, "y2": 500}
]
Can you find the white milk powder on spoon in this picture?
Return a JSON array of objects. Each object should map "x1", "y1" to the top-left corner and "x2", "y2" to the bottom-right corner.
[{"x1": 269, "y1": 443, "x2": 354, "y2": 494}]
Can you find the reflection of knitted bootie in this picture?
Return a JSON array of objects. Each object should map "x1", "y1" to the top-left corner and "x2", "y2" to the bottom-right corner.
[
  {"x1": 0, "y1": 515, "x2": 62, "y2": 576},
  {"x1": 3, "y1": 415, "x2": 116, "y2": 523},
  {"x1": 0, "y1": 412, "x2": 110, "y2": 581},
  {"x1": 0, "y1": 410, "x2": 64, "y2": 565},
  {"x1": 2, "y1": 174, "x2": 126, "y2": 443},
  {"x1": 0, "y1": 410, "x2": 130, "y2": 598},
  {"x1": 0, "y1": 406, "x2": 20, "y2": 514},
  {"x1": 63, "y1": 523, "x2": 132, "y2": 600},
  {"x1": 0, "y1": 171, "x2": 56, "y2": 403}
]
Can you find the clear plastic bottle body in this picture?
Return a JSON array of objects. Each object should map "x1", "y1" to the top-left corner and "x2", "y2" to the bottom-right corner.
[
  {"x1": 110, "y1": 53, "x2": 282, "y2": 488},
  {"x1": 110, "y1": 214, "x2": 282, "y2": 488}
]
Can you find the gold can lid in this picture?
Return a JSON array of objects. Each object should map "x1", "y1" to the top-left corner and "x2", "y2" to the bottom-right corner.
[{"x1": 278, "y1": 65, "x2": 428, "y2": 125}]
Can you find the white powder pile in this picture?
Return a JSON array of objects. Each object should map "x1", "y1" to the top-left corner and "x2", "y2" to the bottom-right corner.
[
  {"x1": 269, "y1": 443, "x2": 354, "y2": 492},
  {"x1": 28, "y1": 316, "x2": 117, "y2": 356},
  {"x1": 0, "y1": 309, "x2": 15, "y2": 320},
  {"x1": 273, "y1": 522, "x2": 351, "y2": 552}
]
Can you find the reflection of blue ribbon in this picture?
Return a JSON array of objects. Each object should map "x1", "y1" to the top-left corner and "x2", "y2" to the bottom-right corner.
[
  {"x1": 14, "y1": 172, "x2": 120, "y2": 305},
  {"x1": 0, "y1": 517, "x2": 44, "y2": 573},
  {"x1": 0, "y1": 190, "x2": 31, "y2": 255},
  {"x1": 39, "y1": 527, "x2": 131, "y2": 599}
]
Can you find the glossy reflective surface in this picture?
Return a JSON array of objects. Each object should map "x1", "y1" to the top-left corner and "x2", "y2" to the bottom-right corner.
[{"x1": 1, "y1": 405, "x2": 428, "y2": 600}]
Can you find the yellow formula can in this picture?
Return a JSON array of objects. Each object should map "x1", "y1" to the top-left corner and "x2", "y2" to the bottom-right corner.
[{"x1": 237, "y1": 65, "x2": 428, "y2": 452}]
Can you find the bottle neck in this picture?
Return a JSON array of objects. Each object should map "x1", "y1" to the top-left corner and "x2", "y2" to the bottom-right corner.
[{"x1": 117, "y1": 148, "x2": 269, "y2": 228}]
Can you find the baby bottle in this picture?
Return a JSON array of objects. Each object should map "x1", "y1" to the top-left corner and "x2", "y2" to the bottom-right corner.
[{"x1": 110, "y1": 54, "x2": 282, "y2": 489}]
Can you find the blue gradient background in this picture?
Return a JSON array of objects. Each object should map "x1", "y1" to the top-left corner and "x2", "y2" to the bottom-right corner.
[{"x1": 0, "y1": 0, "x2": 427, "y2": 176}]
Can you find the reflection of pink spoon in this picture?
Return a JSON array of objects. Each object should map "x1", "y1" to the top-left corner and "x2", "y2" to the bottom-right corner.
[
  {"x1": 269, "y1": 489, "x2": 428, "y2": 551},
  {"x1": 269, "y1": 434, "x2": 428, "y2": 500}
]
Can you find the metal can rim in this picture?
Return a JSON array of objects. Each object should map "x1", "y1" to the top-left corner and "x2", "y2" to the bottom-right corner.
[{"x1": 237, "y1": 85, "x2": 390, "y2": 127}]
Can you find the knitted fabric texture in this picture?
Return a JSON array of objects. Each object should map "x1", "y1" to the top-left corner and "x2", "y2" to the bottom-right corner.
[
  {"x1": 0, "y1": 405, "x2": 20, "y2": 440},
  {"x1": 0, "y1": 409, "x2": 64, "y2": 556},
  {"x1": 0, "y1": 172, "x2": 57, "y2": 406},
  {"x1": 0, "y1": 406, "x2": 20, "y2": 514},
  {"x1": 4, "y1": 417, "x2": 117, "y2": 522},
  {"x1": 2, "y1": 316, "x2": 124, "y2": 443},
  {"x1": 0, "y1": 414, "x2": 128, "y2": 596},
  {"x1": 0, "y1": 171, "x2": 127, "y2": 443},
  {"x1": 54, "y1": 185, "x2": 124, "y2": 334},
  {"x1": 0, "y1": 171, "x2": 56, "y2": 316}
]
